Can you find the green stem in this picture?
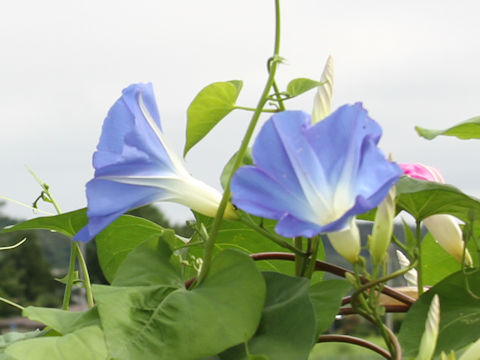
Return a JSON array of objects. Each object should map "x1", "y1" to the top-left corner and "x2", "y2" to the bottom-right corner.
[
  {"x1": 62, "y1": 244, "x2": 78, "y2": 310},
  {"x1": 239, "y1": 214, "x2": 304, "y2": 256},
  {"x1": 29, "y1": 168, "x2": 94, "y2": 309},
  {"x1": 391, "y1": 234, "x2": 408, "y2": 253},
  {"x1": 0, "y1": 296, "x2": 24, "y2": 311},
  {"x1": 75, "y1": 243, "x2": 94, "y2": 308},
  {"x1": 294, "y1": 237, "x2": 304, "y2": 276},
  {"x1": 305, "y1": 236, "x2": 320, "y2": 278},
  {"x1": 196, "y1": 0, "x2": 283, "y2": 285},
  {"x1": 271, "y1": 80, "x2": 286, "y2": 110},
  {"x1": 233, "y1": 106, "x2": 277, "y2": 113},
  {"x1": 415, "y1": 220, "x2": 424, "y2": 296},
  {"x1": 352, "y1": 260, "x2": 418, "y2": 298}
]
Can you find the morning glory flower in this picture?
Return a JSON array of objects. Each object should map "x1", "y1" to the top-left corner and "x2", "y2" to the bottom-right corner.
[
  {"x1": 400, "y1": 163, "x2": 473, "y2": 266},
  {"x1": 231, "y1": 103, "x2": 403, "y2": 241},
  {"x1": 74, "y1": 83, "x2": 236, "y2": 242}
]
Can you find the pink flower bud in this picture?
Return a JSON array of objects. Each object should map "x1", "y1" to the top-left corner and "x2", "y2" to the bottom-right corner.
[{"x1": 400, "y1": 163, "x2": 473, "y2": 266}]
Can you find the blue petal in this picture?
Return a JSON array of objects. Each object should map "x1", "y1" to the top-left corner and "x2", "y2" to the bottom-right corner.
[
  {"x1": 304, "y1": 103, "x2": 381, "y2": 190},
  {"x1": 73, "y1": 179, "x2": 164, "y2": 242},
  {"x1": 231, "y1": 166, "x2": 311, "y2": 220},
  {"x1": 75, "y1": 83, "x2": 184, "y2": 242},
  {"x1": 249, "y1": 111, "x2": 333, "y2": 222},
  {"x1": 231, "y1": 103, "x2": 402, "y2": 238},
  {"x1": 93, "y1": 83, "x2": 177, "y2": 175}
]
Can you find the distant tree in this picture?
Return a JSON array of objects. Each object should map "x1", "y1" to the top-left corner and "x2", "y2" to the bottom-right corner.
[{"x1": 0, "y1": 231, "x2": 62, "y2": 317}]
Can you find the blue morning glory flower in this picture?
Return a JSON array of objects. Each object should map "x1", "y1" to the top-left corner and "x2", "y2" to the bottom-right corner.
[
  {"x1": 74, "y1": 83, "x2": 236, "y2": 242},
  {"x1": 230, "y1": 103, "x2": 402, "y2": 239}
]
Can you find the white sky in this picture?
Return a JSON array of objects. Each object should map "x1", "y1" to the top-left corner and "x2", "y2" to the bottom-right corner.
[{"x1": 1, "y1": 0, "x2": 479, "y2": 223}]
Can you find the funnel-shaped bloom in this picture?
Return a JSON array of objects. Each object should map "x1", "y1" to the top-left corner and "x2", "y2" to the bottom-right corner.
[
  {"x1": 231, "y1": 103, "x2": 403, "y2": 239},
  {"x1": 400, "y1": 163, "x2": 473, "y2": 266},
  {"x1": 74, "y1": 83, "x2": 235, "y2": 242}
]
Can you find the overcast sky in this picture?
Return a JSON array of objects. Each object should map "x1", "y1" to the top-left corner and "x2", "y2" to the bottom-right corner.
[{"x1": 1, "y1": 0, "x2": 479, "y2": 223}]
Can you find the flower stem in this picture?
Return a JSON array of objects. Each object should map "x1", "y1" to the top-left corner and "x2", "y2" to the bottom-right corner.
[
  {"x1": 294, "y1": 237, "x2": 304, "y2": 276},
  {"x1": 415, "y1": 220, "x2": 424, "y2": 296},
  {"x1": 233, "y1": 105, "x2": 277, "y2": 113},
  {"x1": 196, "y1": 0, "x2": 283, "y2": 285},
  {"x1": 62, "y1": 244, "x2": 78, "y2": 310},
  {"x1": 238, "y1": 214, "x2": 304, "y2": 256},
  {"x1": 305, "y1": 236, "x2": 320, "y2": 278},
  {"x1": 29, "y1": 168, "x2": 94, "y2": 309},
  {"x1": 75, "y1": 243, "x2": 94, "y2": 308},
  {"x1": 0, "y1": 296, "x2": 24, "y2": 311}
]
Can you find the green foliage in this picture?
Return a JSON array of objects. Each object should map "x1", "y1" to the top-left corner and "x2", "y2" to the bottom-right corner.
[
  {"x1": 416, "y1": 116, "x2": 480, "y2": 140},
  {"x1": 94, "y1": 236, "x2": 266, "y2": 360},
  {"x1": 1, "y1": 209, "x2": 87, "y2": 238},
  {"x1": 309, "y1": 280, "x2": 351, "y2": 335},
  {"x1": 221, "y1": 272, "x2": 317, "y2": 360},
  {"x1": 192, "y1": 214, "x2": 325, "y2": 276},
  {"x1": 399, "y1": 271, "x2": 480, "y2": 357},
  {"x1": 421, "y1": 233, "x2": 462, "y2": 286},
  {"x1": 0, "y1": 232, "x2": 61, "y2": 317},
  {"x1": 184, "y1": 80, "x2": 243, "y2": 156},
  {"x1": 22, "y1": 306, "x2": 100, "y2": 335},
  {"x1": 5, "y1": 326, "x2": 109, "y2": 360},
  {"x1": 94, "y1": 215, "x2": 165, "y2": 283},
  {"x1": 220, "y1": 148, "x2": 254, "y2": 189},
  {"x1": 396, "y1": 176, "x2": 480, "y2": 222},
  {"x1": 286, "y1": 78, "x2": 324, "y2": 98}
]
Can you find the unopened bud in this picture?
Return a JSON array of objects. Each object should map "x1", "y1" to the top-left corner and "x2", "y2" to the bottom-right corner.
[
  {"x1": 328, "y1": 218, "x2": 360, "y2": 263},
  {"x1": 415, "y1": 295, "x2": 440, "y2": 360},
  {"x1": 369, "y1": 185, "x2": 396, "y2": 265}
]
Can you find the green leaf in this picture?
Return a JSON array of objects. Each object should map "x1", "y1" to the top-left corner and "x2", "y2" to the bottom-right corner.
[
  {"x1": 22, "y1": 306, "x2": 100, "y2": 335},
  {"x1": 458, "y1": 336, "x2": 480, "y2": 360},
  {"x1": 309, "y1": 279, "x2": 351, "y2": 335},
  {"x1": 396, "y1": 177, "x2": 480, "y2": 222},
  {"x1": 415, "y1": 116, "x2": 480, "y2": 140},
  {"x1": 399, "y1": 271, "x2": 480, "y2": 357},
  {"x1": 111, "y1": 236, "x2": 184, "y2": 287},
  {"x1": 94, "y1": 247, "x2": 266, "y2": 360},
  {"x1": 220, "y1": 272, "x2": 316, "y2": 360},
  {"x1": 184, "y1": 80, "x2": 243, "y2": 156},
  {"x1": 0, "y1": 330, "x2": 42, "y2": 351},
  {"x1": 422, "y1": 233, "x2": 462, "y2": 286},
  {"x1": 402, "y1": 218, "x2": 417, "y2": 253},
  {"x1": 192, "y1": 214, "x2": 324, "y2": 278},
  {"x1": 286, "y1": 78, "x2": 323, "y2": 98},
  {"x1": 220, "y1": 148, "x2": 254, "y2": 189},
  {"x1": 5, "y1": 326, "x2": 109, "y2": 360},
  {"x1": 0, "y1": 209, "x2": 87, "y2": 238},
  {"x1": 95, "y1": 215, "x2": 164, "y2": 283}
]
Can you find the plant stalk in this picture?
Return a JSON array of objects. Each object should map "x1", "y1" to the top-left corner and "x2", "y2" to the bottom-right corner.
[{"x1": 196, "y1": 0, "x2": 283, "y2": 285}]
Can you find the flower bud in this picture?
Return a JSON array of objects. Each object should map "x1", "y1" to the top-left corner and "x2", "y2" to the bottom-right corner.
[
  {"x1": 396, "y1": 250, "x2": 418, "y2": 286},
  {"x1": 311, "y1": 56, "x2": 334, "y2": 124},
  {"x1": 328, "y1": 218, "x2": 360, "y2": 263},
  {"x1": 423, "y1": 215, "x2": 473, "y2": 267},
  {"x1": 400, "y1": 163, "x2": 473, "y2": 266},
  {"x1": 369, "y1": 185, "x2": 396, "y2": 265},
  {"x1": 415, "y1": 295, "x2": 440, "y2": 360}
]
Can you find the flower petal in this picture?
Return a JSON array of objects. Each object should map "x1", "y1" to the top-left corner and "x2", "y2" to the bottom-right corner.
[
  {"x1": 231, "y1": 103, "x2": 402, "y2": 238},
  {"x1": 74, "y1": 179, "x2": 165, "y2": 241},
  {"x1": 94, "y1": 83, "x2": 186, "y2": 176},
  {"x1": 75, "y1": 83, "x2": 235, "y2": 242},
  {"x1": 399, "y1": 163, "x2": 444, "y2": 183}
]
